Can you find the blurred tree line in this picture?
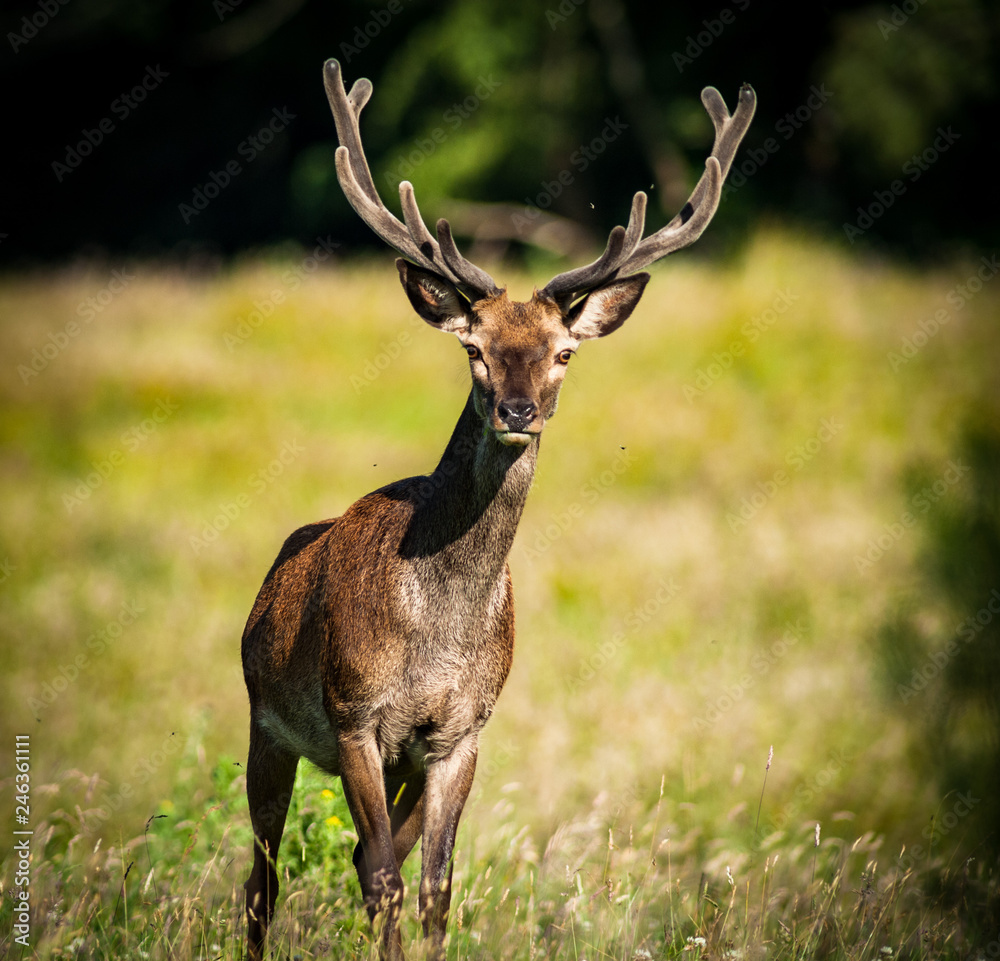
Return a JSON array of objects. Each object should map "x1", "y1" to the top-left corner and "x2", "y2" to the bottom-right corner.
[
  {"x1": 876, "y1": 412, "x2": 1000, "y2": 860},
  {"x1": 3, "y1": 0, "x2": 997, "y2": 266}
]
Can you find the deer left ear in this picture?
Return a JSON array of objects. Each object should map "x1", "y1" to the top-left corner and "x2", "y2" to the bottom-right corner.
[
  {"x1": 397, "y1": 259, "x2": 472, "y2": 334},
  {"x1": 565, "y1": 273, "x2": 650, "y2": 340}
]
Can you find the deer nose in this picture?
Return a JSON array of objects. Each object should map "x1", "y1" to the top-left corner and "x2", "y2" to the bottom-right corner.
[{"x1": 496, "y1": 398, "x2": 537, "y2": 433}]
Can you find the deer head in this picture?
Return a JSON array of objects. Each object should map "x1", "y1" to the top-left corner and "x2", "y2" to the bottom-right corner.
[
  {"x1": 323, "y1": 59, "x2": 756, "y2": 446},
  {"x1": 396, "y1": 260, "x2": 648, "y2": 445}
]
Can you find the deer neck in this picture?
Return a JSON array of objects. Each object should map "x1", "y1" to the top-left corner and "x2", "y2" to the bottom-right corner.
[{"x1": 399, "y1": 390, "x2": 537, "y2": 592}]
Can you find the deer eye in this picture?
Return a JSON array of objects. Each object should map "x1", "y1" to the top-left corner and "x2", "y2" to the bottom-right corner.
[
  {"x1": 557, "y1": 349, "x2": 574, "y2": 365},
  {"x1": 465, "y1": 344, "x2": 481, "y2": 361}
]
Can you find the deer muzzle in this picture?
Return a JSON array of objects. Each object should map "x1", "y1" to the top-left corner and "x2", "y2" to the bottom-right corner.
[{"x1": 494, "y1": 397, "x2": 539, "y2": 445}]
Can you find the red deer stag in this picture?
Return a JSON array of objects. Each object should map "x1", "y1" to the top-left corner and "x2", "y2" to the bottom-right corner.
[{"x1": 242, "y1": 58, "x2": 755, "y2": 960}]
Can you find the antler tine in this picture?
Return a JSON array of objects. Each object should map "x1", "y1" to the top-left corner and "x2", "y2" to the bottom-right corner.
[
  {"x1": 540, "y1": 189, "x2": 648, "y2": 303},
  {"x1": 615, "y1": 83, "x2": 755, "y2": 275},
  {"x1": 615, "y1": 158, "x2": 723, "y2": 273},
  {"x1": 399, "y1": 181, "x2": 440, "y2": 260},
  {"x1": 437, "y1": 220, "x2": 502, "y2": 298},
  {"x1": 703, "y1": 83, "x2": 756, "y2": 181},
  {"x1": 333, "y1": 146, "x2": 439, "y2": 273},
  {"x1": 620, "y1": 189, "x2": 648, "y2": 258},
  {"x1": 541, "y1": 193, "x2": 647, "y2": 303},
  {"x1": 540, "y1": 225, "x2": 628, "y2": 306},
  {"x1": 323, "y1": 61, "x2": 380, "y2": 210},
  {"x1": 541, "y1": 83, "x2": 755, "y2": 301},
  {"x1": 401, "y1": 183, "x2": 501, "y2": 298},
  {"x1": 323, "y1": 58, "x2": 501, "y2": 299},
  {"x1": 660, "y1": 87, "x2": 738, "y2": 223}
]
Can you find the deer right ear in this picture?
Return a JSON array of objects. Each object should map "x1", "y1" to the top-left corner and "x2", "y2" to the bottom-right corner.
[
  {"x1": 565, "y1": 273, "x2": 650, "y2": 340},
  {"x1": 397, "y1": 260, "x2": 471, "y2": 334}
]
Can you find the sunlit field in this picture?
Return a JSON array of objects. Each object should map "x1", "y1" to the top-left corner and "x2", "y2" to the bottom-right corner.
[{"x1": 1, "y1": 229, "x2": 998, "y2": 958}]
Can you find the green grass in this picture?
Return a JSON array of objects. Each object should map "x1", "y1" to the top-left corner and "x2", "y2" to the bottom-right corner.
[{"x1": 1, "y1": 229, "x2": 998, "y2": 958}]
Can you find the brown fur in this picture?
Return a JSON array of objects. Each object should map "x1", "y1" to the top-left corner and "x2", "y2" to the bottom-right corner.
[{"x1": 241, "y1": 263, "x2": 649, "y2": 959}]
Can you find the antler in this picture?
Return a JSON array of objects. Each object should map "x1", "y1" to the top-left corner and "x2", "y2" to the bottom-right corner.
[
  {"x1": 541, "y1": 83, "x2": 756, "y2": 307},
  {"x1": 322, "y1": 59, "x2": 501, "y2": 300}
]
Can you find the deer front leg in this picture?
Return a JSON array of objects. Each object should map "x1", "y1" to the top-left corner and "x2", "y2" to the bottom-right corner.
[
  {"x1": 339, "y1": 736, "x2": 406, "y2": 961},
  {"x1": 419, "y1": 740, "x2": 478, "y2": 959}
]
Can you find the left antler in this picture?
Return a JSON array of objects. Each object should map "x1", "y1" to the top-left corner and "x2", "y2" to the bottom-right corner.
[{"x1": 323, "y1": 58, "x2": 502, "y2": 301}]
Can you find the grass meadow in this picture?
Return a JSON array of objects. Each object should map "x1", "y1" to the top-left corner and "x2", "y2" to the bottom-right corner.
[{"x1": 1, "y1": 228, "x2": 998, "y2": 958}]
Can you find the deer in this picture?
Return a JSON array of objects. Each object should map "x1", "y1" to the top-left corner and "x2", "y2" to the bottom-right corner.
[{"x1": 241, "y1": 57, "x2": 755, "y2": 960}]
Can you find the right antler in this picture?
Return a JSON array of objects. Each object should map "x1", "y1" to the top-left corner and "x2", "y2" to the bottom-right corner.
[
  {"x1": 323, "y1": 59, "x2": 502, "y2": 301},
  {"x1": 540, "y1": 83, "x2": 756, "y2": 309}
]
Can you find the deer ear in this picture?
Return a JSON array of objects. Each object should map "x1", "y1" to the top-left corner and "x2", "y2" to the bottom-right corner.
[
  {"x1": 565, "y1": 273, "x2": 650, "y2": 340},
  {"x1": 397, "y1": 259, "x2": 471, "y2": 333}
]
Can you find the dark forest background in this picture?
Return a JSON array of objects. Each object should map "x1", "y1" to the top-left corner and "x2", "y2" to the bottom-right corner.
[{"x1": 3, "y1": 0, "x2": 998, "y2": 267}]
